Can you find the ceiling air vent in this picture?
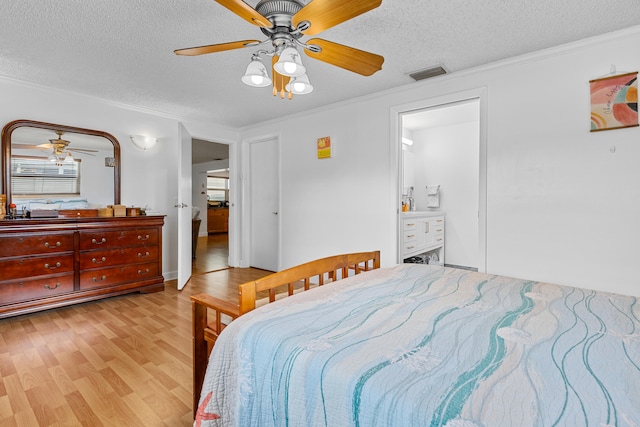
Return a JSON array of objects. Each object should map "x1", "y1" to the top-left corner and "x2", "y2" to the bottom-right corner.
[{"x1": 409, "y1": 65, "x2": 448, "y2": 81}]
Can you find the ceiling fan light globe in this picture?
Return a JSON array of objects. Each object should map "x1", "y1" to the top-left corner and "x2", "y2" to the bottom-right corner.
[
  {"x1": 274, "y1": 46, "x2": 306, "y2": 77},
  {"x1": 241, "y1": 58, "x2": 272, "y2": 87},
  {"x1": 286, "y1": 74, "x2": 313, "y2": 95},
  {"x1": 251, "y1": 75, "x2": 265, "y2": 85}
]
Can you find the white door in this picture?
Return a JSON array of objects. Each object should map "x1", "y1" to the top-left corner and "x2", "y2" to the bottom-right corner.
[
  {"x1": 177, "y1": 123, "x2": 193, "y2": 290},
  {"x1": 249, "y1": 138, "x2": 279, "y2": 271}
]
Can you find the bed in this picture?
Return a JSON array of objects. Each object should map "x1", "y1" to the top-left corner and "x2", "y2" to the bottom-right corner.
[{"x1": 191, "y1": 252, "x2": 640, "y2": 426}]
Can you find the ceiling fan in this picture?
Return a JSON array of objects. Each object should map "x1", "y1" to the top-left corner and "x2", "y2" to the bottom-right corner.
[
  {"x1": 174, "y1": 0, "x2": 384, "y2": 98},
  {"x1": 14, "y1": 131, "x2": 98, "y2": 165}
]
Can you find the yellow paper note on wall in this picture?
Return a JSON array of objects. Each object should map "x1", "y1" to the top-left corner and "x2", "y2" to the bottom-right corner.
[{"x1": 317, "y1": 136, "x2": 331, "y2": 159}]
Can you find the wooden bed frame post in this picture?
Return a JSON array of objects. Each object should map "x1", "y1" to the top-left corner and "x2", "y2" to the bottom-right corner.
[
  {"x1": 190, "y1": 250, "x2": 380, "y2": 418},
  {"x1": 192, "y1": 298, "x2": 209, "y2": 414}
]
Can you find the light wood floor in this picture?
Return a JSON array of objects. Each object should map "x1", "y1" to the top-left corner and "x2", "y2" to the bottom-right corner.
[{"x1": 0, "y1": 234, "x2": 271, "y2": 426}]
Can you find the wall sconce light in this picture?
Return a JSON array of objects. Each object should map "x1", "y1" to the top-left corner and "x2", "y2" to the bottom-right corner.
[
  {"x1": 402, "y1": 137, "x2": 414, "y2": 146},
  {"x1": 130, "y1": 135, "x2": 158, "y2": 151}
]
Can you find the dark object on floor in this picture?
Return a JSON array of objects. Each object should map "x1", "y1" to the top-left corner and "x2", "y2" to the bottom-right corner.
[{"x1": 192, "y1": 219, "x2": 201, "y2": 258}]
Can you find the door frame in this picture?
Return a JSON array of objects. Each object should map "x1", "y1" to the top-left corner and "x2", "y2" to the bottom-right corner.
[
  {"x1": 390, "y1": 87, "x2": 488, "y2": 272},
  {"x1": 239, "y1": 133, "x2": 281, "y2": 269}
]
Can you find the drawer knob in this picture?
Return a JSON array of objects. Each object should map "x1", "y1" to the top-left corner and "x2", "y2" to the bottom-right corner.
[
  {"x1": 92, "y1": 238, "x2": 107, "y2": 245},
  {"x1": 407, "y1": 234, "x2": 415, "y2": 238},
  {"x1": 44, "y1": 283, "x2": 61, "y2": 290},
  {"x1": 137, "y1": 268, "x2": 150, "y2": 275},
  {"x1": 407, "y1": 246, "x2": 415, "y2": 250},
  {"x1": 138, "y1": 234, "x2": 150, "y2": 241},
  {"x1": 138, "y1": 251, "x2": 150, "y2": 258},
  {"x1": 93, "y1": 275, "x2": 107, "y2": 282},
  {"x1": 44, "y1": 241, "x2": 61, "y2": 248},
  {"x1": 92, "y1": 257, "x2": 107, "y2": 264},
  {"x1": 44, "y1": 262, "x2": 62, "y2": 270}
]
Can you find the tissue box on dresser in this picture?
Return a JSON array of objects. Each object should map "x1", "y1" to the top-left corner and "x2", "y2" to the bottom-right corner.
[{"x1": 108, "y1": 205, "x2": 127, "y2": 217}]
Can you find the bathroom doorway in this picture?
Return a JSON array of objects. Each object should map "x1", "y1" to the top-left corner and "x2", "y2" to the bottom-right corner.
[{"x1": 394, "y1": 89, "x2": 487, "y2": 271}]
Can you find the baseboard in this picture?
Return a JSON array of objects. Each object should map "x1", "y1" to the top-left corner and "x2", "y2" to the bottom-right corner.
[{"x1": 445, "y1": 264, "x2": 478, "y2": 272}]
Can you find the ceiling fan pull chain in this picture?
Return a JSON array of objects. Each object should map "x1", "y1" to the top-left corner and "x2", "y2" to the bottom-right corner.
[{"x1": 280, "y1": 73, "x2": 285, "y2": 99}]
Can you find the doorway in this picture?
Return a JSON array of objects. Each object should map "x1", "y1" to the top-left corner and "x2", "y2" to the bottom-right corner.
[
  {"x1": 191, "y1": 139, "x2": 230, "y2": 274},
  {"x1": 393, "y1": 89, "x2": 487, "y2": 272}
]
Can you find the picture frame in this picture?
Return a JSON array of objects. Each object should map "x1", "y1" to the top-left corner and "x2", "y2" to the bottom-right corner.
[{"x1": 590, "y1": 72, "x2": 638, "y2": 132}]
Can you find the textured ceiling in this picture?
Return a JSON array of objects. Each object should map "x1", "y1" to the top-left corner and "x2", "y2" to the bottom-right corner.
[{"x1": 1, "y1": 1, "x2": 639, "y2": 129}]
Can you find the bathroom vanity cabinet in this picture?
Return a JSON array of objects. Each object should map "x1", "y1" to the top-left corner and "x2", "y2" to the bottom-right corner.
[{"x1": 401, "y1": 212, "x2": 445, "y2": 264}]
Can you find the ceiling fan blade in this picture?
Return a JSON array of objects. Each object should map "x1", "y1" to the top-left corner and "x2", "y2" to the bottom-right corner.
[
  {"x1": 13, "y1": 143, "x2": 46, "y2": 150},
  {"x1": 67, "y1": 148, "x2": 99, "y2": 153},
  {"x1": 293, "y1": 0, "x2": 382, "y2": 36},
  {"x1": 174, "y1": 40, "x2": 259, "y2": 56},
  {"x1": 306, "y1": 38, "x2": 383, "y2": 76},
  {"x1": 215, "y1": 0, "x2": 271, "y2": 27},
  {"x1": 67, "y1": 150, "x2": 96, "y2": 156}
]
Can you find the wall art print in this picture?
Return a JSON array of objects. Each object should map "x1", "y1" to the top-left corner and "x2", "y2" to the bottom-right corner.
[{"x1": 590, "y1": 72, "x2": 638, "y2": 132}]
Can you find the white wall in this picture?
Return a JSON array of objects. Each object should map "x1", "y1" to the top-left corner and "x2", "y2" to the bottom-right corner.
[
  {"x1": 240, "y1": 27, "x2": 640, "y2": 297},
  {"x1": 412, "y1": 120, "x2": 479, "y2": 268},
  {"x1": 0, "y1": 78, "x2": 238, "y2": 279},
  {"x1": 2, "y1": 26, "x2": 639, "y2": 296}
]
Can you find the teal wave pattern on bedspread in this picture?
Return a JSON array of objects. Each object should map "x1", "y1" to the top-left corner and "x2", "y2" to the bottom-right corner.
[{"x1": 196, "y1": 264, "x2": 640, "y2": 426}]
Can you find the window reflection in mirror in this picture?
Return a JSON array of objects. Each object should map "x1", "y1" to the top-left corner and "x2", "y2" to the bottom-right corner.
[{"x1": 2, "y1": 120, "x2": 121, "y2": 211}]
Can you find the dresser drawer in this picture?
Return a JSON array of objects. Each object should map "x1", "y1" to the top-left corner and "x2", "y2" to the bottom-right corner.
[
  {"x1": 403, "y1": 231, "x2": 418, "y2": 243},
  {"x1": 433, "y1": 224, "x2": 445, "y2": 236},
  {"x1": 0, "y1": 254, "x2": 75, "y2": 281},
  {"x1": 79, "y1": 228, "x2": 158, "y2": 250},
  {"x1": 403, "y1": 220, "x2": 418, "y2": 231},
  {"x1": 79, "y1": 246, "x2": 159, "y2": 270},
  {"x1": 0, "y1": 232, "x2": 74, "y2": 257},
  {"x1": 0, "y1": 274, "x2": 74, "y2": 305},
  {"x1": 403, "y1": 243, "x2": 420, "y2": 254},
  {"x1": 80, "y1": 262, "x2": 160, "y2": 290}
]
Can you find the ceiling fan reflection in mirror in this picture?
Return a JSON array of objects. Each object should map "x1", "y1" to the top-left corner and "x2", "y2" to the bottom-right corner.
[
  {"x1": 174, "y1": 0, "x2": 384, "y2": 99},
  {"x1": 14, "y1": 130, "x2": 98, "y2": 166}
]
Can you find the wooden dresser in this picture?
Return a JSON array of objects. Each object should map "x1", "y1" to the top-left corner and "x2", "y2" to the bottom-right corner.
[
  {"x1": 207, "y1": 208, "x2": 228, "y2": 233},
  {"x1": 0, "y1": 215, "x2": 164, "y2": 319}
]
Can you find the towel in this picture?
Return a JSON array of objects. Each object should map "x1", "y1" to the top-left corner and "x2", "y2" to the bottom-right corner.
[{"x1": 426, "y1": 185, "x2": 440, "y2": 208}]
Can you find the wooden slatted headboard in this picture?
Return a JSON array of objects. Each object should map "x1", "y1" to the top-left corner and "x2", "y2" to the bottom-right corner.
[{"x1": 190, "y1": 250, "x2": 381, "y2": 416}]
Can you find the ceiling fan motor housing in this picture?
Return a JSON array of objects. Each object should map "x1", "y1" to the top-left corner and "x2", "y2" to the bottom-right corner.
[
  {"x1": 255, "y1": 0, "x2": 304, "y2": 19},
  {"x1": 257, "y1": 0, "x2": 306, "y2": 43}
]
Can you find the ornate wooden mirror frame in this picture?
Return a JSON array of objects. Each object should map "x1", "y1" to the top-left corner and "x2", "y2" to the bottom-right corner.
[{"x1": 1, "y1": 119, "x2": 121, "y2": 208}]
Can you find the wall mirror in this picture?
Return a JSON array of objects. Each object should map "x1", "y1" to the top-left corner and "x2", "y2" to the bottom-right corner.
[{"x1": 2, "y1": 119, "x2": 120, "y2": 211}]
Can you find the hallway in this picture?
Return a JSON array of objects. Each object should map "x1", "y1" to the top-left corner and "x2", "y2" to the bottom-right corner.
[{"x1": 192, "y1": 233, "x2": 229, "y2": 275}]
